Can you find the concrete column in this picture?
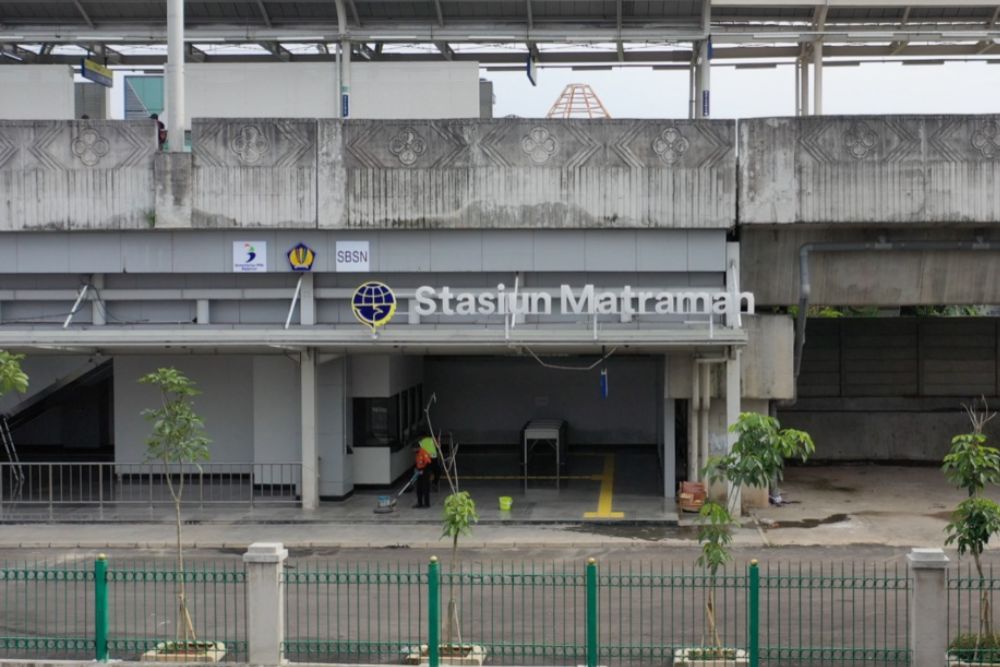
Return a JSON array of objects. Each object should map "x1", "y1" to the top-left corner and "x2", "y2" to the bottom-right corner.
[
  {"x1": 688, "y1": 56, "x2": 697, "y2": 120},
  {"x1": 166, "y1": 0, "x2": 185, "y2": 152},
  {"x1": 813, "y1": 40, "x2": 824, "y2": 116},
  {"x1": 794, "y1": 58, "x2": 802, "y2": 116},
  {"x1": 196, "y1": 299, "x2": 210, "y2": 325},
  {"x1": 91, "y1": 274, "x2": 105, "y2": 326},
  {"x1": 695, "y1": 40, "x2": 711, "y2": 118},
  {"x1": 300, "y1": 349, "x2": 319, "y2": 510},
  {"x1": 907, "y1": 548, "x2": 949, "y2": 667},
  {"x1": 300, "y1": 273, "x2": 315, "y2": 326},
  {"x1": 688, "y1": 358, "x2": 700, "y2": 482},
  {"x1": 726, "y1": 349, "x2": 742, "y2": 515},
  {"x1": 243, "y1": 542, "x2": 289, "y2": 665},
  {"x1": 799, "y1": 53, "x2": 810, "y2": 115},
  {"x1": 662, "y1": 355, "x2": 676, "y2": 500},
  {"x1": 340, "y1": 40, "x2": 352, "y2": 118},
  {"x1": 699, "y1": 363, "x2": 710, "y2": 476}
]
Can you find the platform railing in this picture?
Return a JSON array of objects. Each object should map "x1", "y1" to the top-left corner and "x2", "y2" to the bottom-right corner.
[{"x1": 0, "y1": 462, "x2": 301, "y2": 510}]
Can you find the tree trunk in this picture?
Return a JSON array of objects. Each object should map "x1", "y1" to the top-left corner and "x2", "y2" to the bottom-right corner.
[
  {"x1": 975, "y1": 551, "x2": 993, "y2": 646},
  {"x1": 445, "y1": 533, "x2": 463, "y2": 647},
  {"x1": 705, "y1": 586, "x2": 723, "y2": 655}
]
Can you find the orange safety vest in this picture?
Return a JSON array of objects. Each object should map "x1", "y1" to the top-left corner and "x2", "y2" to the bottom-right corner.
[{"x1": 415, "y1": 448, "x2": 431, "y2": 470}]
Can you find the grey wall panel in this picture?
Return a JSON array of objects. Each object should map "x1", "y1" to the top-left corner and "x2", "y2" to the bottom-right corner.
[
  {"x1": 68, "y1": 234, "x2": 124, "y2": 273},
  {"x1": 121, "y1": 233, "x2": 173, "y2": 273},
  {"x1": 430, "y1": 232, "x2": 484, "y2": 271},
  {"x1": 0, "y1": 229, "x2": 722, "y2": 274},
  {"x1": 636, "y1": 231, "x2": 689, "y2": 272},
  {"x1": 424, "y1": 355, "x2": 657, "y2": 445},
  {"x1": 533, "y1": 231, "x2": 586, "y2": 271},
  {"x1": 740, "y1": 116, "x2": 1000, "y2": 225},
  {"x1": 114, "y1": 355, "x2": 255, "y2": 464},
  {"x1": 687, "y1": 230, "x2": 727, "y2": 271},
  {"x1": 253, "y1": 356, "x2": 300, "y2": 463},
  {"x1": 584, "y1": 231, "x2": 637, "y2": 271},
  {"x1": 375, "y1": 232, "x2": 432, "y2": 272},
  {"x1": 16, "y1": 234, "x2": 70, "y2": 273},
  {"x1": 0, "y1": 120, "x2": 156, "y2": 231},
  {"x1": 481, "y1": 231, "x2": 534, "y2": 271},
  {"x1": 192, "y1": 119, "x2": 318, "y2": 228},
  {"x1": 341, "y1": 119, "x2": 735, "y2": 229}
]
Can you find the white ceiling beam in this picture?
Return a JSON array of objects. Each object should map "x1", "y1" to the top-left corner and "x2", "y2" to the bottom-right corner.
[
  {"x1": 432, "y1": 0, "x2": 444, "y2": 27},
  {"x1": 347, "y1": 0, "x2": 362, "y2": 27},
  {"x1": 616, "y1": 0, "x2": 623, "y2": 62}
]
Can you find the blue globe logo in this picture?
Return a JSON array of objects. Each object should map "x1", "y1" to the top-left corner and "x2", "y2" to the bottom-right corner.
[{"x1": 351, "y1": 281, "x2": 397, "y2": 331}]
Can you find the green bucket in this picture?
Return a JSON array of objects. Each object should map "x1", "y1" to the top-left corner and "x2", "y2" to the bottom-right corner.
[{"x1": 499, "y1": 496, "x2": 513, "y2": 511}]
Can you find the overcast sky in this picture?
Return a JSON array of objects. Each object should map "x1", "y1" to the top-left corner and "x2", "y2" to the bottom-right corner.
[{"x1": 487, "y1": 61, "x2": 1000, "y2": 118}]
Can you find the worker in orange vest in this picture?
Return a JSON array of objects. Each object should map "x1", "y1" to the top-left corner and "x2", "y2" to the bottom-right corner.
[{"x1": 413, "y1": 442, "x2": 432, "y2": 509}]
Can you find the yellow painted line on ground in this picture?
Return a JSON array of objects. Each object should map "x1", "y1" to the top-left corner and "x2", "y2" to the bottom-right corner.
[
  {"x1": 463, "y1": 475, "x2": 603, "y2": 481},
  {"x1": 583, "y1": 454, "x2": 625, "y2": 519}
]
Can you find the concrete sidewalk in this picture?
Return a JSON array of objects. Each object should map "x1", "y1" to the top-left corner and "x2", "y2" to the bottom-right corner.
[{"x1": 0, "y1": 465, "x2": 980, "y2": 550}]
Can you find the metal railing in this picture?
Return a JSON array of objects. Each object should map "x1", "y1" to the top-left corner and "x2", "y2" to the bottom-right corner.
[
  {"x1": 0, "y1": 557, "x2": 247, "y2": 663},
  {"x1": 0, "y1": 555, "x2": 918, "y2": 667},
  {"x1": 0, "y1": 462, "x2": 301, "y2": 510},
  {"x1": 948, "y1": 563, "x2": 1000, "y2": 664}
]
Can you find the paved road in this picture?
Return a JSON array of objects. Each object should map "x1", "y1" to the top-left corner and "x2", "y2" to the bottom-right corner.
[{"x1": 0, "y1": 545, "x2": 988, "y2": 666}]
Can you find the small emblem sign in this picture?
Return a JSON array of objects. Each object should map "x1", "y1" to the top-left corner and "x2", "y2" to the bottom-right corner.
[{"x1": 287, "y1": 243, "x2": 316, "y2": 272}]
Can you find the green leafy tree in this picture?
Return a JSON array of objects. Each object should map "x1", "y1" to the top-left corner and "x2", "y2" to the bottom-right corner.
[
  {"x1": 943, "y1": 399, "x2": 999, "y2": 657},
  {"x1": 0, "y1": 351, "x2": 29, "y2": 397},
  {"x1": 424, "y1": 395, "x2": 479, "y2": 650},
  {"x1": 139, "y1": 368, "x2": 211, "y2": 647},
  {"x1": 697, "y1": 412, "x2": 814, "y2": 656}
]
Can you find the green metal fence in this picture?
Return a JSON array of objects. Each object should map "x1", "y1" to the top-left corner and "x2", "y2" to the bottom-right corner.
[
  {"x1": 0, "y1": 559, "x2": 95, "y2": 659},
  {"x1": 105, "y1": 559, "x2": 247, "y2": 661},
  {"x1": 948, "y1": 562, "x2": 1000, "y2": 665},
  {"x1": 284, "y1": 560, "x2": 427, "y2": 663},
  {"x1": 0, "y1": 557, "x2": 246, "y2": 663},
  {"x1": 0, "y1": 555, "x2": 914, "y2": 666},
  {"x1": 758, "y1": 561, "x2": 910, "y2": 666}
]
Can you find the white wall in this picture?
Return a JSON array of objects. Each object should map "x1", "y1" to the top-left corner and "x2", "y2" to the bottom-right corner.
[
  {"x1": 182, "y1": 61, "x2": 480, "y2": 128},
  {"x1": 0, "y1": 66, "x2": 75, "y2": 120}
]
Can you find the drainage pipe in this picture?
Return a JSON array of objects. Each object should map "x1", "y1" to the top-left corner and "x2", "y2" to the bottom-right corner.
[{"x1": 791, "y1": 238, "x2": 999, "y2": 405}]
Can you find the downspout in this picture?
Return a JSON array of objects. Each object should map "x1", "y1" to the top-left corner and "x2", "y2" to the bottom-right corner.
[
  {"x1": 785, "y1": 237, "x2": 999, "y2": 408},
  {"x1": 334, "y1": 0, "x2": 350, "y2": 118}
]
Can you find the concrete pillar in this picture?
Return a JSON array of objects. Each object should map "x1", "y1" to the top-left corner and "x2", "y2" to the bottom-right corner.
[
  {"x1": 799, "y1": 53, "x2": 810, "y2": 116},
  {"x1": 243, "y1": 542, "x2": 289, "y2": 665},
  {"x1": 300, "y1": 349, "x2": 319, "y2": 510},
  {"x1": 166, "y1": 0, "x2": 185, "y2": 152},
  {"x1": 662, "y1": 355, "x2": 676, "y2": 500},
  {"x1": 907, "y1": 548, "x2": 949, "y2": 667},
  {"x1": 300, "y1": 273, "x2": 315, "y2": 326},
  {"x1": 688, "y1": 358, "x2": 700, "y2": 482},
  {"x1": 688, "y1": 56, "x2": 697, "y2": 120},
  {"x1": 695, "y1": 40, "x2": 711, "y2": 118},
  {"x1": 91, "y1": 274, "x2": 105, "y2": 326},
  {"x1": 340, "y1": 40, "x2": 351, "y2": 118},
  {"x1": 726, "y1": 349, "x2": 742, "y2": 516},
  {"x1": 813, "y1": 40, "x2": 824, "y2": 116},
  {"x1": 699, "y1": 363, "x2": 710, "y2": 475},
  {"x1": 196, "y1": 299, "x2": 210, "y2": 325},
  {"x1": 153, "y1": 152, "x2": 193, "y2": 228}
]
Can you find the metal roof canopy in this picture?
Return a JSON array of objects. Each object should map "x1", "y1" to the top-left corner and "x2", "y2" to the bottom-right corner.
[{"x1": 0, "y1": 0, "x2": 998, "y2": 64}]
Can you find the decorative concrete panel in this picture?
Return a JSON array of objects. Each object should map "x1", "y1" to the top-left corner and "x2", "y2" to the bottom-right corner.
[
  {"x1": 740, "y1": 116, "x2": 1000, "y2": 225},
  {"x1": 0, "y1": 120, "x2": 156, "y2": 231},
  {"x1": 339, "y1": 119, "x2": 736, "y2": 229},
  {"x1": 192, "y1": 118, "x2": 318, "y2": 228}
]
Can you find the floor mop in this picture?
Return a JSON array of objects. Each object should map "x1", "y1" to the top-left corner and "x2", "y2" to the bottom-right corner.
[{"x1": 373, "y1": 469, "x2": 420, "y2": 514}]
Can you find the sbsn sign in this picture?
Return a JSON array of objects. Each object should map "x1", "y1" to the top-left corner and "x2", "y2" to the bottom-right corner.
[{"x1": 413, "y1": 284, "x2": 755, "y2": 319}]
